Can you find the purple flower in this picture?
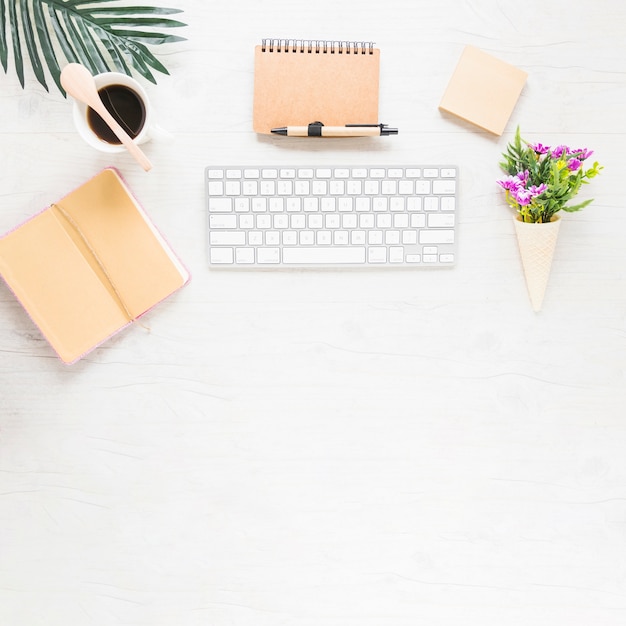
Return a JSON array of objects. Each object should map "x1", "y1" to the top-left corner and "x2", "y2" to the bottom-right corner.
[
  {"x1": 530, "y1": 142, "x2": 550, "y2": 154},
  {"x1": 529, "y1": 183, "x2": 548, "y2": 196},
  {"x1": 567, "y1": 158, "x2": 582, "y2": 171},
  {"x1": 512, "y1": 188, "x2": 532, "y2": 206},
  {"x1": 552, "y1": 145, "x2": 567, "y2": 158},
  {"x1": 571, "y1": 148, "x2": 594, "y2": 160}
]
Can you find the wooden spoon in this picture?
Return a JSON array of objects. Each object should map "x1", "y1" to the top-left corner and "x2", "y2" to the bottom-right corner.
[{"x1": 61, "y1": 63, "x2": 153, "y2": 172}]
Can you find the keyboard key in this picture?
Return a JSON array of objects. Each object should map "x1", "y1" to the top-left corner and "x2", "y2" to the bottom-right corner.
[
  {"x1": 389, "y1": 246, "x2": 404, "y2": 262},
  {"x1": 433, "y1": 180, "x2": 456, "y2": 195},
  {"x1": 225, "y1": 181, "x2": 241, "y2": 195},
  {"x1": 283, "y1": 247, "x2": 366, "y2": 264},
  {"x1": 295, "y1": 181, "x2": 310, "y2": 195},
  {"x1": 257, "y1": 248, "x2": 281, "y2": 263},
  {"x1": 235, "y1": 198, "x2": 250, "y2": 212},
  {"x1": 208, "y1": 198, "x2": 231, "y2": 212},
  {"x1": 210, "y1": 231, "x2": 246, "y2": 246},
  {"x1": 317, "y1": 230, "x2": 332, "y2": 245},
  {"x1": 316, "y1": 168, "x2": 332, "y2": 178},
  {"x1": 252, "y1": 198, "x2": 267, "y2": 212},
  {"x1": 419, "y1": 230, "x2": 455, "y2": 245},
  {"x1": 210, "y1": 247, "x2": 233, "y2": 263},
  {"x1": 283, "y1": 231, "x2": 297, "y2": 245},
  {"x1": 240, "y1": 215, "x2": 254, "y2": 229},
  {"x1": 260, "y1": 181, "x2": 276, "y2": 195},
  {"x1": 235, "y1": 247, "x2": 255, "y2": 263},
  {"x1": 243, "y1": 181, "x2": 258, "y2": 195},
  {"x1": 424, "y1": 197, "x2": 439, "y2": 211},
  {"x1": 368, "y1": 247, "x2": 387, "y2": 263},
  {"x1": 428, "y1": 214, "x2": 455, "y2": 228},
  {"x1": 209, "y1": 215, "x2": 237, "y2": 229},
  {"x1": 402, "y1": 230, "x2": 417, "y2": 244},
  {"x1": 208, "y1": 181, "x2": 224, "y2": 195},
  {"x1": 441, "y1": 197, "x2": 456, "y2": 211}
]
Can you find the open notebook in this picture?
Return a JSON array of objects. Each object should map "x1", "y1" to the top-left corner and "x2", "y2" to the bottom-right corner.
[{"x1": 0, "y1": 168, "x2": 189, "y2": 364}]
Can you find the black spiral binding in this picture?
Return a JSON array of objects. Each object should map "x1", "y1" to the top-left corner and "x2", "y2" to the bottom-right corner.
[{"x1": 260, "y1": 39, "x2": 375, "y2": 55}]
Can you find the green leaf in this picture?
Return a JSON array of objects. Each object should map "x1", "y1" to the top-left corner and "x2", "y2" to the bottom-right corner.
[
  {"x1": 97, "y1": 27, "x2": 131, "y2": 75},
  {"x1": 33, "y1": 0, "x2": 63, "y2": 92},
  {"x1": 47, "y1": 5, "x2": 79, "y2": 65},
  {"x1": 88, "y1": 7, "x2": 184, "y2": 16},
  {"x1": 0, "y1": 0, "x2": 186, "y2": 94},
  {"x1": 91, "y1": 16, "x2": 186, "y2": 29},
  {"x1": 1, "y1": 0, "x2": 8, "y2": 72},
  {"x1": 21, "y1": 0, "x2": 49, "y2": 90},
  {"x1": 562, "y1": 198, "x2": 593, "y2": 213},
  {"x1": 8, "y1": 0, "x2": 24, "y2": 86}
]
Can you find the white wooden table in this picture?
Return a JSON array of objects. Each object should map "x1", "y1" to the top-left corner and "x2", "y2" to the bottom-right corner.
[{"x1": 1, "y1": 2, "x2": 625, "y2": 624}]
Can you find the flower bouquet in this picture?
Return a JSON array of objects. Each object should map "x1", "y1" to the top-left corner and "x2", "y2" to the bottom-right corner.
[{"x1": 497, "y1": 127, "x2": 602, "y2": 310}]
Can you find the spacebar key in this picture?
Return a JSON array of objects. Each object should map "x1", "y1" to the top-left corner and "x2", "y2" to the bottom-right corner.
[{"x1": 282, "y1": 247, "x2": 366, "y2": 265}]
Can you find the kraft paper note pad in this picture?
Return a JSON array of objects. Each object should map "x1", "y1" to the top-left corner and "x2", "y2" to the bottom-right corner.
[
  {"x1": 439, "y1": 45, "x2": 528, "y2": 135},
  {"x1": 253, "y1": 39, "x2": 380, "y2": 134},
  {"x1": 0, "y1": 168, "x2": 189, "y2": 364}
]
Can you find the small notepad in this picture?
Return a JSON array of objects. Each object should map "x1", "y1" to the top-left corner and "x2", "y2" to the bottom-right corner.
[
  {"x1": 439, "y1": 45, "x2": 527, "y2": 135},
  {"x1": 253, "y1": 39, "x2": 380, "y2": 134},
  {"x1": 0, "y1": 168, "x2": 189, "y2": 363}
]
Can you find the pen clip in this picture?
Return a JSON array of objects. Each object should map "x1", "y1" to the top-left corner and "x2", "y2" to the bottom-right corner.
[{"x1": 307, "y1": 121, "x2": 324, "y2": 136}]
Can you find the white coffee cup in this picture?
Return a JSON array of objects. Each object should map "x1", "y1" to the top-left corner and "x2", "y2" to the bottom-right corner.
[{"x1": 71, "y1": 71, "x2": 165, "y2": 153}]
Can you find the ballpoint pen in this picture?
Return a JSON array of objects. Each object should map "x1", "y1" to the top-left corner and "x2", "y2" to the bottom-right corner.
[{"x1": 271, "y1": 122, "x2": 399, "y2": 137}]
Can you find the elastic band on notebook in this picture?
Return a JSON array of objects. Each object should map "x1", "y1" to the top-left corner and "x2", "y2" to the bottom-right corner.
[{"x1": 51, "y1": 203, "x2": 136, "y2": 323}]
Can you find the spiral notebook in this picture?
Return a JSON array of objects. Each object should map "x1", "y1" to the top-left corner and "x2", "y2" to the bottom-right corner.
[
  {"x1": 253, "y1": 39, "x2": 380, "y2": 134},
  {"x1": 0, "y1": 168, "x2": 189, "y2": 364}
]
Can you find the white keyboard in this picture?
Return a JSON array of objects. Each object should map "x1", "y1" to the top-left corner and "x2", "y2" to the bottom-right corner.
[{"x1": 206, "y1": 166, "x2": 458, "y2": 267}]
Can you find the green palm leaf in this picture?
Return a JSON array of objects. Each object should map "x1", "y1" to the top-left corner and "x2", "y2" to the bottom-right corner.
[{"x1": 0, "y1": 0, "x2": 186, "y2": 94}]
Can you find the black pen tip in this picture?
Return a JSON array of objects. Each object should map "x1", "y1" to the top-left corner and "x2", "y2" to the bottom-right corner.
[{"x1": 271, "y1": 127, "x2": 288, "y2": 135}]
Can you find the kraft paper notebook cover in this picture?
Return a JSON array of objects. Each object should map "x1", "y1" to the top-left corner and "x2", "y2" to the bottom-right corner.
[
  {"x1": 0, "y1": 168, "x2": 189, "y2": 364},
  {"x1": 439, "y1": 45, "x2": 528, "y2": 136},
  {"x1": 253, "y1": 39, "x2": 380, "y2": 134}
]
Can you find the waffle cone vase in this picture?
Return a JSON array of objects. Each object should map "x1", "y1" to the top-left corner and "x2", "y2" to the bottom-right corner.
[{"x1": 513, "y1": 214, "x2": 561, "y2": 312}]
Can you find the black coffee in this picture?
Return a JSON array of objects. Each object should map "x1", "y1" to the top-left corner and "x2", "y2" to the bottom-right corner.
[{"x1": 87, "y1": 84, "x2": 146, "y2": 144}]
